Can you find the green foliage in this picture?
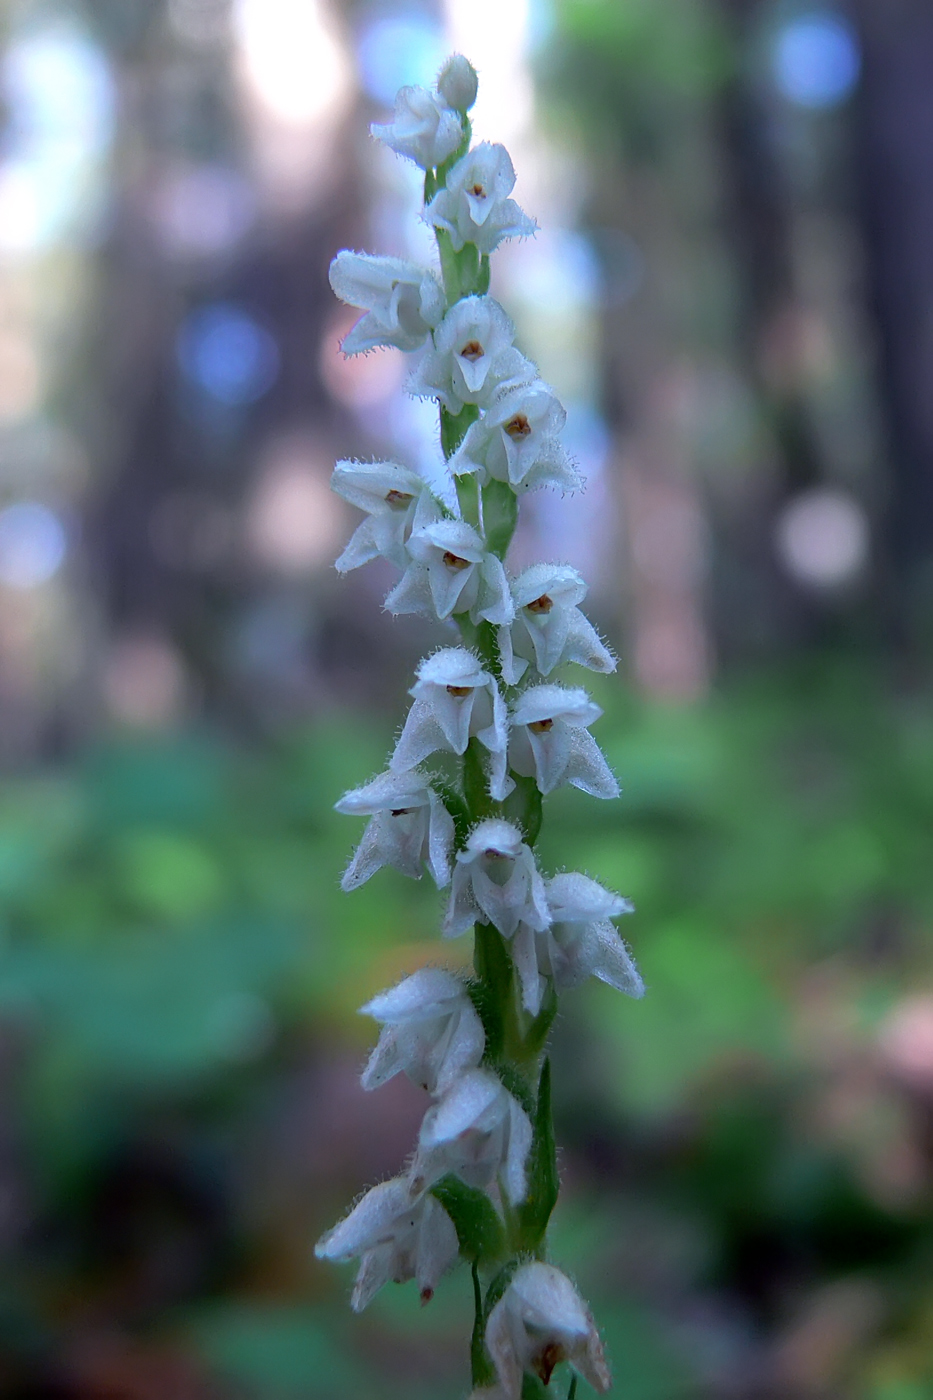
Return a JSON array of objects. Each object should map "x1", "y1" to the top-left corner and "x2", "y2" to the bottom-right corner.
[
  {"x1": 3, "y1": 658, "x2": 933, "y2": 1394},
  {"x1": 431, "y1": 1175, "x2": 507, "y2": 1264},
  {"x1": 518, "y1": 1058, "x2": 560, "y2": 1253}
]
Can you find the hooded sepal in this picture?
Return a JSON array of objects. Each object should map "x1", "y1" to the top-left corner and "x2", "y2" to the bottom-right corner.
[
  {"x1": 444, "y1": 819, "x2": 549, "y2": 940},
  {"x1": 335, "y1": 768, "x2": 455, "y2": 890},
  {"x1": 508, "y1": 685, "x2": 619, "y2": 798},
  {"x1": 408, "y1": 1067, "x2": 533, "y2": 1206},
  {"x1": 484, "y1": 1262, "x2": 611, "y2": 1398},
  {"x1": 359, "y1": 967, "x2": 485, "y2": 1095},
  {"x1": 315, "y1": 1176, "x2": 459, "y2": 1311}
]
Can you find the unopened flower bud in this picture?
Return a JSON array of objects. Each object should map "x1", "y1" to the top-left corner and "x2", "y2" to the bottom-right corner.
[{"x1": 437, "y1": 54, "x2": 478, "y2": 112}]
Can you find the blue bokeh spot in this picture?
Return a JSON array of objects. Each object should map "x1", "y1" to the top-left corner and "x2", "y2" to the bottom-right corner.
[
  {"x1": 177, "y1": 304, "x2": 280, "y2": 406},
  {"x1": 774, "y1": 12, "x2": 861, "y2": 109}
]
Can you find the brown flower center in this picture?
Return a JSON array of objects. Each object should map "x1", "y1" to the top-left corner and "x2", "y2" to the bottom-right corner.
[
  {"x1": 471, "y1": 182, "x2": 486, "y2": 197},
  {"x1": 385, "y1": 489, "x2": 413, "y2": 508},
  {"x1": 484, "y1": 847, "x2": 509, "y2": 859},
  {"x1": 505, "y1": 413, "x2": 531, "y2": 439},
  {"x1": 534, "y1": 1343, "x2": 567, "y2": 1385},
  {"x1": 528, "y1": 718, "x2": 554, "y2": 734},
  {"x1": 446, "y1": 685, "x2": 473, "y2": 697},
  {"x1": 390, "y1": 807, "x2": 416, "y2": 817},
  {"x1": 526, "y1": 594, "x2": 553, "y2": 614},
  {"x1": 460, "y1": 339, "x2": 484, "y2": 361},
  {"x1": 442, "y1": 550, "x2": 471, "y2": 570}
]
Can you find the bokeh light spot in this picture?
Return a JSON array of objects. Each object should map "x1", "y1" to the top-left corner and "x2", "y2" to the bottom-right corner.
[
  {"x1": 0, "y1": 502, "x2": 67, "y2": 588},
  {"x1": 773, "y1": 12, "x2": 861, "y2": 109},
  {"x1": 775, "y1": 487, "x2": 868, "y2": 588},
  {"x1": 357, "y1": 12, "x2": 446, "y2": 104},
  {"x1": 177, "y1": 304, "x2": 279, "y2": 406}
]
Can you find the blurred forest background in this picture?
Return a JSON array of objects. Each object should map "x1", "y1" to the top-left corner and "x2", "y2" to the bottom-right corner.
[{"x1": 1, "y1": 0, "x2": 933, "y2": 1396}]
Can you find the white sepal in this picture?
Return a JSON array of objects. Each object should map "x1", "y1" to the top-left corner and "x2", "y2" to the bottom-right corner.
[
  {"x1": 371, "y1": 86, "x2": 463, "y2": 169},
  {"x1": 545, "y1": 871, "x2": 642, "y2": 996},
  {"x1": 448, "y1": 383, "x2": 581, "y2": 493},
  {"x1": 385, "y1": 519, "x2": 514, "y2": 626},
  {"x1": 408, "y1": 1068, "x2": 532, "y2": 1206},
  {"x1": 512, "y1": 872, "x2": 642, "y2": 1015},
  {"x1": 500, "y1": 563, "x2": 617, "y2": 681},
  {"x1": 407, "y1": 296, "x2": 536, "y2": 414},
  {"x1": 444, "y1": 818, "x2": 549, "y2": 939},
  {"x1": 509, "y1": 685, "x2": 619, "y2": 798},
  {"x1": 329, "y1": 252, "x2": 445, "y2": 355},
  {"x1": 426, "y1": 143, "x2": 536, "y2": 254},
  {"x1": 359, "y1": 967, "x2": 484, "y2": 1095},
  {"x1": 335, "y1": 768, "x2": 455, "y2": 890},
  {"x1": 315, "y1": 1176, "x2": 458, "y2": 1312},
  {"x1": 484, "y1": 1262, "x2": 611, "y2": 1398},
  {"x1": 331, "y1": 460, "x2": 432, "y2": 573},
  {"x1": 390, "y1": 649, "x2": 511, "y2": 800}
]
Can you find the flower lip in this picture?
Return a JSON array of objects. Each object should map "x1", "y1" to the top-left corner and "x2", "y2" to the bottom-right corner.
[{"x1": 461, "y1": 817, "x2": 525, "y2": 862}]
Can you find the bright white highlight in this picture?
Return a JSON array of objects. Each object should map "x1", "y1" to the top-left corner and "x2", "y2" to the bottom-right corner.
[
  {"x1": 775, "y1": 487, "x2": 869, "y2": 588},
  {"x1": 233, "y1": 0, "x2": 351, "y2": 127}
]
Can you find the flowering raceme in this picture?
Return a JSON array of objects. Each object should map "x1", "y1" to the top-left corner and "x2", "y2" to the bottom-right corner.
[{"x1": 318, "y1": 55, "x2": 645, "y2": 1398}]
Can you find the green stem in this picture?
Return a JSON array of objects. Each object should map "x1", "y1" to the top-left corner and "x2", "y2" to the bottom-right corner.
[{"x1": 470, "y1": 1260, "x2": 495, "y2": 1387}]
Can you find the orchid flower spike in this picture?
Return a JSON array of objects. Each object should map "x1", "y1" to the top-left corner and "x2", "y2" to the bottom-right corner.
[
  {"x1": 315, "y1": 1176, "x2": 458, "y2": 1312},
  {"x1": 408, "y1": 1067, "x2": 532, "y2": 1205},
  {"x1": 390, "y1": 649, "x2": 511, "y2": 800},
  {"x1": 509, "y1": 684, "x2": 620, "y2": 798},
  {"x1": 335, "y1": 768, "x2": 455, "y2": 891},
  {"x1": 359, "y1": 967, "x2": 484, "y2": 1096},
  {"x1": 329, "y1": 252, "x2": 445, "y2": 355},
  {"x1": 445, "y1": 818, "x2": 549, "y2": 939},
  {"x1": 324, "y1": 55, "x2": 645, "y2": 1394},
  {"x1": 331, "y1": 460, "x2": 434, "y2": 573},
  {"x1": 484, "y1": 1263, "x2": 611, "y2": 1398}
]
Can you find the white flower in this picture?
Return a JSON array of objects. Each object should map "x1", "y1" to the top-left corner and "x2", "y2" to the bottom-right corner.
[
  {"x1": 385, "y1": 517, "x2": 514, "y2": 626},
  {"x1": 371, "y1": 85, "x2": 463, "y2": 168},
  {"x1": 509, "y1": 685, "x2": 619, "y2": 798},
  {"x1": 331, "y1": 460, "x2": 433, "y2": 572},
  {"x1": 498, "y1": 563, "x2": 617, "y2": 684},
  {"x1": 329, "y1": 252, "x2": 445, "y2": 355},
  {"x1": 444, "y1": 818, "x2": 549, "y2": 939},
  {"x1": 437, "y1": 54, "x2": 478, "y2": 112},
  {"x1": 407, "y1": 297, "x2": 536, "y2": 414},
  {"x1": 315, "y1": 1177, "x2": 458, "y2": 1312},
  {"x1": 512, "y1": 872, "x2": 642, "y2": 1015},
  {"x1": 449, "y1": 383, "x2": 581, "y2": 493},
  {"x1": 390, "y1": 649, "x2": 510, "y2": 801},
  {"x1": 484, "y1": 1262, "x2": 611, "y2": 1398},
  {"x1": 335, "y1": 768, "x2": 455, "y2": 891},
  {"x1": 408, "y1": 1068, "x2": 532, "y2": 1206},
  {"x1": 359, "y1": 967, "x2": 484, "y2": 1095},
  {"x1": 426, "y1": 142, "x2": 536, "y2": 254}
]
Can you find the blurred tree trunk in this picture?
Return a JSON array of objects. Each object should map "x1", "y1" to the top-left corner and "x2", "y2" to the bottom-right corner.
[{"x1": 852, "y1": 0, "x2": 933, "y2": 629}]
